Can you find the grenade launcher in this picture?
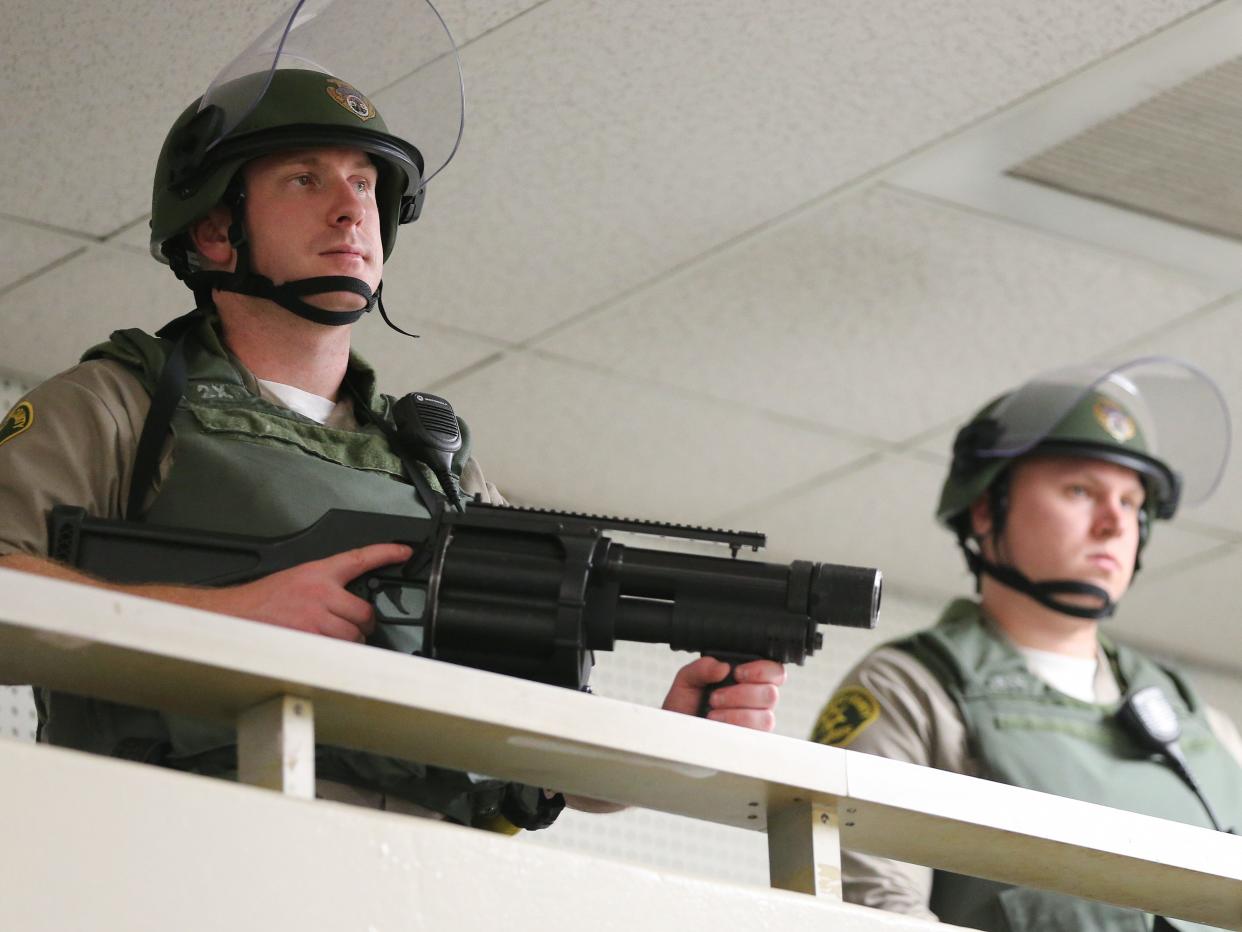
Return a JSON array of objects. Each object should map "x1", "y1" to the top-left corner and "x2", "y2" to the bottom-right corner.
[{"x1": 48, "y1": 502, "x2": 882, "y2": 691}]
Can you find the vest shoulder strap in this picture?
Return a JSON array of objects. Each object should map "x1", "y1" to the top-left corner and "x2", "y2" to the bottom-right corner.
[{"x1": 82, "y1": 327, "x2": 172, "y2": 396}]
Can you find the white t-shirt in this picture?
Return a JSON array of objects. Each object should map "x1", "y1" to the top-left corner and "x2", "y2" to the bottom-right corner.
[
  {"x1": 257, "y1": 378, "x2": 343, "y2": 426},
  {"x1": 1016, "y1": 644, "x2": 1114, "y2": 703}
]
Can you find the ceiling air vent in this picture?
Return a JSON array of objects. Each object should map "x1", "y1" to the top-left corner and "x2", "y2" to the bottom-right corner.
[
  {"x1": 1007, "y1": 56, "x2": 1242, "y2": 244},
  {"x1": 886, "y1": 0, "x2": 1242, "y2": 289}
]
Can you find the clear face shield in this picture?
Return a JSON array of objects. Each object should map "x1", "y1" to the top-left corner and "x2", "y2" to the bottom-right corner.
[
  {"x1": 199, "y1": 0, "x2": 464, "y2": 187},
  {"x1": 979, "y1": 356, "x2": 1231, "y2": 511}
]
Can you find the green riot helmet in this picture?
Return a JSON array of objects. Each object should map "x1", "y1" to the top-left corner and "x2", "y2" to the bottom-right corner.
[
  {"x1": 938, "y1": 356, "x2": 1231, "y2": 619},
  {"x1": 150, "y1": 0, "x2": 463, "y2": 329}
]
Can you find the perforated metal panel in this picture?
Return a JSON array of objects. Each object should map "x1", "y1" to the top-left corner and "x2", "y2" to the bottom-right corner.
[
  {"x1": 1, "y1": 376, "x2": 37, "y2": 743},
  {"x1": 1, "y1": 687, "x2": 37, "y2": 743}
]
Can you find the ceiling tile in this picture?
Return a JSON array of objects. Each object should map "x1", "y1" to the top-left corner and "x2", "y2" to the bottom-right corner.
[
  {"x1": 0, "y1": 246, "x2": 188, "y2": 382},
  {"x1": 538, "y1": 185, "x2": 1221, "y2": 443},
  {"x1": 720, "y1": 451, "x2": 967, "y2": 601},
  {"x1": 0, "y1": 219, "x2": 85, "y2": 295},
  {"x1": 105, "y1": 218, "x2": 154, "y2": 253},
  {"x1": 914, "y1": 426, "x2": 959, "y2": 461},
  {"x1": 0, "y1": 0, "x2": 294, "y2": 236},
  {"x1": 1135, "y1": 522, "x2": 1236, "y2": 579},
  {"x1": 432, "y1": 351, "x2": 875, "y2": 525},
  {"x1": 437, "y1": 0, "x2": 548, "y2": 41},
  {"x1": 379, "y1": 0, "x2": 1213, "y2": 343},
  {"x1": 350, "y1": 322, "x2": 507, "y2": 396},
  {"x1": 1109, "y1": 545, "x2": 1242, "y2": 671}
]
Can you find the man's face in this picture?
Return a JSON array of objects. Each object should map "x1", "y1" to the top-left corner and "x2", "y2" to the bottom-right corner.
[
  {"x1": 975, "y1": 456, "x2": 1146, "y2": 603},
  {"x1": 241, "y1": 146, "x2": 383, "y2": 312}
]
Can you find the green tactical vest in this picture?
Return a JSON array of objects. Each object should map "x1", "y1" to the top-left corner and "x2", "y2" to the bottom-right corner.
[
  {"x1": 37, "y1": 314, "x2": 541, "y2": 830},
  {"x1": 895, "y1": 600, "x2": 1242, "y2": 932}
]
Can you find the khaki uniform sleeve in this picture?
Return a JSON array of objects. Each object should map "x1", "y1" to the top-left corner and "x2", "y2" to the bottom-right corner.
[
  {"x1": 811, "y1": 645, "x2": 977, "y2": 922},
  {"x1": 0, "y1": 361, "x2": 150, "y2": 557},
  {"x1": 459, "y1": 457, "x2": 508, "y2": 505}
]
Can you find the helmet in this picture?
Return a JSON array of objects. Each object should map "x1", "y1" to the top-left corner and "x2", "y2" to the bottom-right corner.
[
  {"x1": 151, "y1": 68, "x2": 422, "y2": 270},
  {"x1": 938, "y1": 356, "x2": 1231, "y2": 619},
  {"x1": 148, "y1": 0, "x2": 464, "y2": 328}
]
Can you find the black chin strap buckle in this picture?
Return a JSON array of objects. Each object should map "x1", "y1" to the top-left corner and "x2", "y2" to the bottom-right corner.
[{"x1": 399, "y1": 187, "x2": 426, "y2": 224}]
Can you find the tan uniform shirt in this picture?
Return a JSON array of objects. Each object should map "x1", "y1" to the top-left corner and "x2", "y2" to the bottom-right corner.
[
  {"x1": 0, "y1": 358, "x2": 504, "y2": 558},
  {"x1": 827, "y1": 640, "x2": 1242, "y2": 922}
]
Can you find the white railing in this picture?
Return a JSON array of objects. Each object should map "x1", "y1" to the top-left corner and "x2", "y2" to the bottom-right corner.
[{"x1": 1, "y1": 567, "x2": 1240, "y2": 930}]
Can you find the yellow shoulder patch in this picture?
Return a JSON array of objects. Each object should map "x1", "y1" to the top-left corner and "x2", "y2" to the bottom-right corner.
[
  {"x1": 0, "y1": 400, "x2": 34, "y2": 448},
  {"x1": 811, "y1": 685, "x2": 881, "y2": 748}
]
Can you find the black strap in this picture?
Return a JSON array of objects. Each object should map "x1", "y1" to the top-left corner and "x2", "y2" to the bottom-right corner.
[
  {"x1": 187, "y1": 269, "x2": 375, "y2": 326},
  {"x1": 957, "y1": 537, "x2": 1116, "y2": 620},
  {"x1": 376, "y1": 285, "x2": 420, "y2": 339},
  {"x1": 127, "y1": 330, "x2": 191, "y2": 520}
]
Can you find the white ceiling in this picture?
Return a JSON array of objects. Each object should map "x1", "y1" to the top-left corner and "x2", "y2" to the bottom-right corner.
[{"x1": 3, "y1": 0, "x2": 1241, "y2": 672}]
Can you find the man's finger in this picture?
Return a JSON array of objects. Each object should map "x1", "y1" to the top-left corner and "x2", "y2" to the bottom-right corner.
[
  {"x1": 317, "y1": 543, "x2": 414, "y2": 584},
  {"x1": 317, "y1": 613, "x2": 370, "y2": 643},
  {"x1": 674, "y1": 656, "x2": 732, "y2": 689},
  {"x1": 733, "y1": 659, "x2": 787, "y2": 686},
  {"x1": 706, "y1": 682, "x2": 780, "y2": 712},
  {"x1": 324, "y1": 588, "x2": 376, "y2": 632}
]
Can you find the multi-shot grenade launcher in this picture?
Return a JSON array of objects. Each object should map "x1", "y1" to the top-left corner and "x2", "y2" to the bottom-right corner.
[{"x1": 48, "y1": 502, "x2": 881, "y2": 691}]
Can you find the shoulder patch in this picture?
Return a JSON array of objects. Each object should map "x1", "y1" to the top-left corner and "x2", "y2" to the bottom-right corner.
[
  {"x1": 0, "y1": 400, "x2": 34, "y2": 448},
  {"x1": 811, "y1": 685, "x2": 881, "y2": 748}
]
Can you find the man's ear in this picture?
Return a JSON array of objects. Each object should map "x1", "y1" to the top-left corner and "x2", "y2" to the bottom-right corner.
[
  {"x1": 969, "y1": 494, "x2": 993, "y2": 539},
  {"x1": 187, "y1": 206, "x2": 235, "y2": 268}
]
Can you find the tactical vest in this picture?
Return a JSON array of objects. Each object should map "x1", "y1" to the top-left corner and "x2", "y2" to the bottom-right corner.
[
  {"x1": 895, "y1": 600, "x2": 1242, "y2": 932},
  {"x1": 38, "y1": 314, "x2": 548, "y2": 830}
]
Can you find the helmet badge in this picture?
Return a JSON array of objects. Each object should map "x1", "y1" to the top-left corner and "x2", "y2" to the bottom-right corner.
[
  {"x1": 1093, "y1": 398, "x2": 1137, "y2": 443},
  {"x1": 326, "y1": 78, "x2": 377, "y2": 122}
]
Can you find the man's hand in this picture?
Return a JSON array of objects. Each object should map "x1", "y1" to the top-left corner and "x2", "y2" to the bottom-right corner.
[
  {"x1": 662, "y1": 656, "x2": 786, "y2": 731},
  {"x1": 0, "y1": 544, "x2": 412, "y2": 643},
  {"x1": 205, "y1": 543, "x2": 413, "y2": 642}
]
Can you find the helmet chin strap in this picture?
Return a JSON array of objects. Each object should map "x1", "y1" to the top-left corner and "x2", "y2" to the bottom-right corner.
[
  {"x1": 185, "y1": 187, "x2": 418, "y2": 338},
  {"x1": 956, "y1": 536, "x2": 1118, "y2": 621}
]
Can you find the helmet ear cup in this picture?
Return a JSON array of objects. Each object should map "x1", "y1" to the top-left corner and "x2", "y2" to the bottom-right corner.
[{"x1": 167, "y1": 105, "x2": 226, "y2": 197}]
